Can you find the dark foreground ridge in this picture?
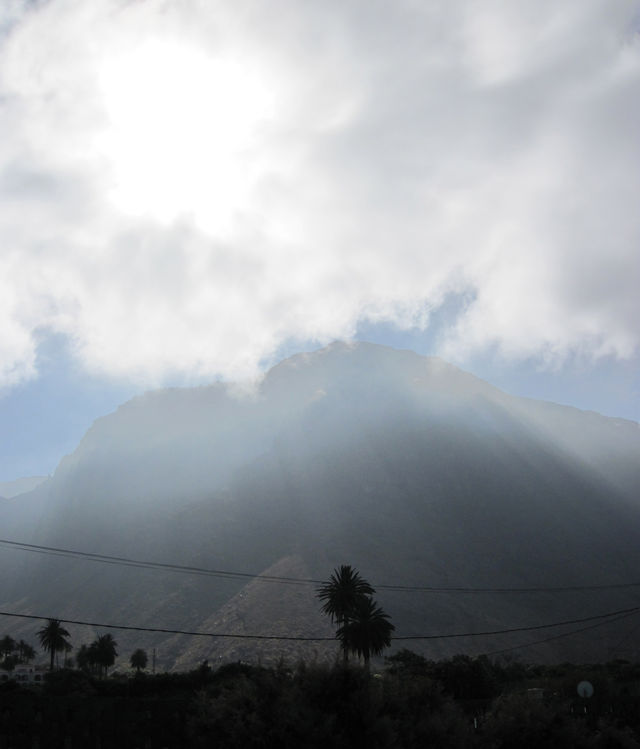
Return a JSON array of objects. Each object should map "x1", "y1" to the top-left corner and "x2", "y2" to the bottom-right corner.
[{"x1": 2, "y1": 654, "x2": 640, "y2": 748}]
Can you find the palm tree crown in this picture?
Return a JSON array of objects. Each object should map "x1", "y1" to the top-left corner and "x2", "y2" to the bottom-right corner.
[
  {"x1": 317, "y1": 565, "x2": 375, "y2": 626},
  {"x1": 37, "y1": 619, "x2": 71, "y2": 671},
  {"x1": 92, "y1": 633, "x2": 118, "y2": 678},
  {"x1": 336, "y1": 595, "x2": 395, "y2": 671},
  {"x1": 130, "y1": 648, "x2": 148, "y2": 673}
]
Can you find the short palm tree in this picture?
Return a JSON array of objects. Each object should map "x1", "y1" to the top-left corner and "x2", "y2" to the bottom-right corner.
[
  {"x1": 130, "y1": 648, "x2": 148, "y2": 673},
  {"x1": 62, "y1": 641, "x2": 73, "y2": 668},
  {"x1": 336, "y1": 595, "x2": 395, "y2": 672},
  {"x1": 37, "y1": 619, "x2": 71, "y2": 671},
  {"x1": 17, "y1": 640, "x2": 36, "y2": 663},
  {"x1": 317, "y1": 565, "x2": 375, "y2": 662},
  {"x1": 76, "y1": 643, "x2": 93, "y2": 674},
  {"x1": 0, "y1": 635, "x2": 16, "y2": 660},
  {"x1": 92, "y1": 634, "x2": 118, "y2": 678}
]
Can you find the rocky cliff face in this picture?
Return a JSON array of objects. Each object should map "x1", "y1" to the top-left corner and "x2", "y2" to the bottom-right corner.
[{"x1": 2, "y1": 342, "x2": 639, "y2": 669}]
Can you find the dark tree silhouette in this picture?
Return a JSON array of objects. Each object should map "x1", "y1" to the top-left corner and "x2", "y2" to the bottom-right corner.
[
  {"x1": 317, "y1": 565, "x2": 375, "y2": 663},
  {"x1": 130, "y1": 648, "x2": 148, "y2": 673},
  {"x1": 37, "y1": 619, "x2": 71, "y2": 671},
  {"x1": 17, "y1": 640, "x2": 36, "y2": 664},
  {"x1": 76, "y1": 643, "x2": 93, "y2": 674},
  {"x1": 92, "y1": 634, "x2": 118, "y2": 678},
  {"x1": 337, "y1": 595, "x2": 395, "y2": 671},
  {"x1": 0, "y1": 635, "x2": 16, "y2": 660},
  {"x1": 62, "y1": 641, "x2": 73, "y2": 668},
  {"x1": 88, "y1": 641, "x2": 100, "y2": 674}
]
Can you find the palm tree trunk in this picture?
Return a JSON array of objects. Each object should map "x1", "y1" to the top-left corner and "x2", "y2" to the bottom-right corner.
[
  {"x1": 49, "y1": 648, "x2": 55, "y2": 671},
  {"x1": 339, "y1": 616, "x2": 349, "y2": 664}
]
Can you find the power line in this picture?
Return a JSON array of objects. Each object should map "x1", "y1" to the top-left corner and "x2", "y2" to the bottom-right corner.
[
  {"x1": 0, "y1": 539, "x2": 315, "y2": 586},
  {"x1": 607, "y1": 612, "x2": 640, "y2": 657},
  {"x1": 1, "y1": 606, "x2": 638, "y2": 643},
  {"x1": 0, "y1": 611, "x2": 333, "y2": 641},
  {"x1": 391, "y1": 606, "x2": 640, "y2": 641},
  {"x1": 481, "y1": 608, "x2": 640, "y2": 658},
  {"x1": 2, "y1": 538, "x2": 639, "y2": 595},
  {"x1": 379, "y1": 582, "x2": 640, "y2": 594}
]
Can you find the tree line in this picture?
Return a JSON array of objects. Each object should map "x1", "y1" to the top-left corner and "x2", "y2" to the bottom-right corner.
[
  {"x1": 6, "y1": 655, "x2": 633, "y2": 748},
  {"x1": 1, "y1": 620, "x2": 148, "y2": 676},
  {"x1": 2, "y1": 564, "x2": 390, "y2": 677},
  {"x1": 0, "y1": 634, "x2": 36, "y2": 671},
  {"x1": 3, "y1": 565, "x2": 638, "y2": 746}
]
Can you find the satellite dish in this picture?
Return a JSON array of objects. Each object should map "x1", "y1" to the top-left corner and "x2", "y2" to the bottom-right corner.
[{"x1": 577, "y1": 680, "x2": 594, "y2": 698}]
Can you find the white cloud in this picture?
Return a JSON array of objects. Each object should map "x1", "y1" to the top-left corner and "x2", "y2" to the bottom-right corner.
[{"x1": 1, "y1": 0, "x2": 639, "y2": 387}]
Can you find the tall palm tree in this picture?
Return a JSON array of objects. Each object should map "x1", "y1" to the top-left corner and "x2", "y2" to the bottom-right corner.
[
  {"x1": 336, "y1": 595, "x2": 395, "y2": 672},
  {"x1": 37, "y1": 619, "x2": 71, "y2": 671},
  {"x1": 317, "y1": 565, "x2": 375, "y2": 662}
]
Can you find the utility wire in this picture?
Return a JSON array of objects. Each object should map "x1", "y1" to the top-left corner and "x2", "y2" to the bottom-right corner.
[
  {"x1": 2, "y1": 538, "x2": 639, "y2": 595},
  {"x1": 481, "y1": 608, "x2": 640, "y2": 658},
  {"x1": 0, "y1": 611, "x2": 333, "y2": 641},
  {"x1": 1, "y1": 606, "x2": 638, "y2": 643},
  {"x1": 606, "y1": 612, "x2": 640, "y2": 657},
  {"x1": 0, "y1": 539, "x2": 313, "y2": 587},
  {"x1": 391, "y1": 606, "x2": 640, "y2": 641}
]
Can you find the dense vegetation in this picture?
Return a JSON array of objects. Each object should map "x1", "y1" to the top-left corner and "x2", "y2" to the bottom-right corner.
[
  {"x1": 0, "y1": 634, "x2": 36, "y2": 672},
  {"x1": 1, "y1": 628, "x2": 124, "y2": 676},
  {"x1": 1, "y1": 652, "x2": 639, "y2": 748},
  {"x1": 3, "y1": 567, "x2": 639, "y2": 746}
]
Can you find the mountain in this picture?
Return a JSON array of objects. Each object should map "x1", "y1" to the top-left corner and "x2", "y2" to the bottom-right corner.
[
  {"x1": 1, "y1": 342, "x2": 639, "y2": 670},
  {"x1": 0, "y1": 476, "x2": 49, "y2": 499}
]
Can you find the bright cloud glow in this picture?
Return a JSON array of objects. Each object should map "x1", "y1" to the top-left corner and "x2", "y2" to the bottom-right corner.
[
  {"x1": 97, "y1": 38, "x2": 277, "y2": 233},
  {"x1": 0, "y1": 0, "x2": 639, "y2": 387}
]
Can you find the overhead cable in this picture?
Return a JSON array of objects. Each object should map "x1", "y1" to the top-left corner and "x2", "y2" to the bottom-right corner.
[
  {"x1": 481, "y1": 608, "x2": 640, "y2": 658},
  {"x1": 1, "y1": 606, "x2": 638, "y2": 643},
  {"x1": 2, "y1": 538, "x2": 639, "y2": 595}
]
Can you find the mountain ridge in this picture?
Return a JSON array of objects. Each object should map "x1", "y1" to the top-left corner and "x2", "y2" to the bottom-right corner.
[{"x1": 1, "y1": 342, "x2": 639, "y2": 669}]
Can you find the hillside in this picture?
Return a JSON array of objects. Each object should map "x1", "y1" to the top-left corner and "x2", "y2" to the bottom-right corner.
[
  {"x1": 1, "y1": 342, "x2": 639, "y2": 670},
  {"x1": 0, "y1": 476, "x2": 49, "y2": 499}
]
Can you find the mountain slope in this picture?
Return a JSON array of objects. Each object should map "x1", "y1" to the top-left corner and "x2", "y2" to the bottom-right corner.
[
  {"x1": 0, "y1": 476, "x2": 49, "y2": 499},
  {"x1": 1, "y1": 342, "x2": 639, "y2": 669}
]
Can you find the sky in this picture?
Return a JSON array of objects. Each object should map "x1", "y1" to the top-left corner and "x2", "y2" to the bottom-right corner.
[{"x1": 0, "y1": 0, "x2": 639, "y2": 482}]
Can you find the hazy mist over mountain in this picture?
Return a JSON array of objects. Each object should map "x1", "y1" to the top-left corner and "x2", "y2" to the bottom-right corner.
[
  {"x1": 0, "y1": 476, "x2": 48, "y2": 500},
  {"x1": 1, "y1": 342, "x2": 639, "y2": 670}
]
